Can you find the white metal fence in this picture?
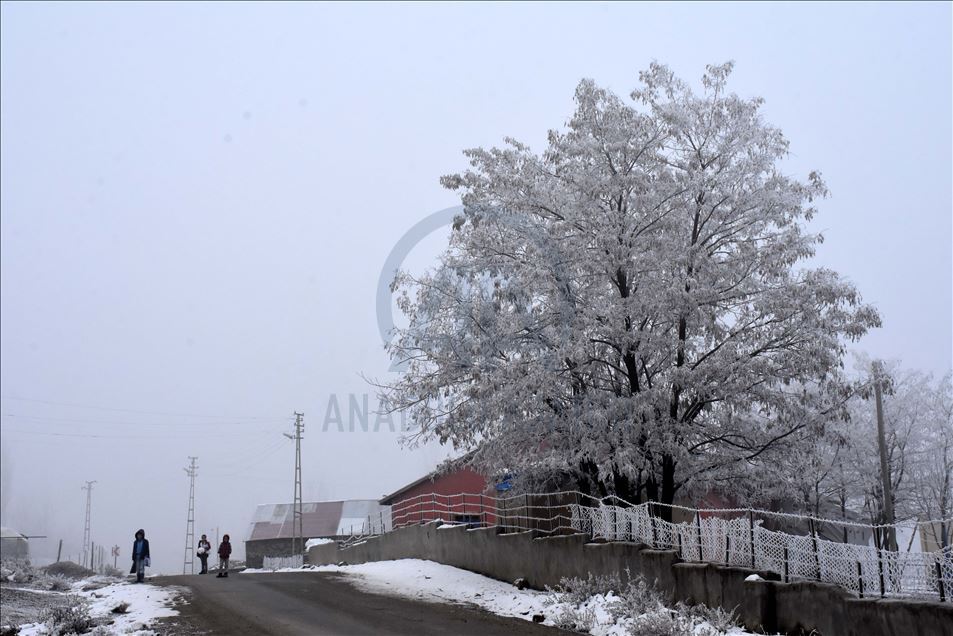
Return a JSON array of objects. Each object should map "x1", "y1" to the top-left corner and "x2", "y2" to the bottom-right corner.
[
  {"x1": 354, "y1": 490, "x2": 951, "y2": 602},
  {"x1": 262, "y1": 554, "x2": 303, "y2": 570},
  {"x1": 571, "y1": 500, "x2": 951, "y2": 601}
]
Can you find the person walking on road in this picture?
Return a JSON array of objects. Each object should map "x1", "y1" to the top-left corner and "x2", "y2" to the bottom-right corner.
[
  {"x1": 216, "y1": 534, "x2": 232, "y2": 577},
  {"x1": 130, "y1": 529, "x2": 150, "y2": 583},
  {"x1": 197, "y1": 534, "x2": 211, "y2": 574}
]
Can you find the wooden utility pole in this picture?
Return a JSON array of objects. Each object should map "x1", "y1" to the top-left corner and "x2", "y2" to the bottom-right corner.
[{"x1": 873, "y1": 361, "x2": 898, "y2": 551}]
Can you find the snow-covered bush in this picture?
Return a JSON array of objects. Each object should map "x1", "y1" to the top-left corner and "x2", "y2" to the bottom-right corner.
[
  {"x1": 551, "y1": 603, "x2": 597, "y2": 632},
  {"x1": 627, "y1": 609, "x2": 698, "y2": 636},
  {"x1": 542, "y1": 570, "x2": 743, "y2": 636},
  {"x1": 42, "y1": 562, "x2": 94, "y2": 580},
  {"x1": 546, "y1": 572, "x2": 624, "y2": 606},
  {"x1": 683, "y1": 603, "x2": 739, "y2": 633},
  {"x1": 2, "y1": 560, "x2": 36, "y2": 584},
  {"x1": 46, "y1": 575, "x2": 71, "y2": 592},
  {"x1": 607, "y1": 570, "x2": 666, "y2": 619},
  {"x1": 43, "y1": 604, "x2": 94, "y2": 635}
]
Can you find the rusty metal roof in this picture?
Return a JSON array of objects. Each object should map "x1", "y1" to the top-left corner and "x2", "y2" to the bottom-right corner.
[{"x1": 246, "y1": 500, "x2": 390, "y2": 541}]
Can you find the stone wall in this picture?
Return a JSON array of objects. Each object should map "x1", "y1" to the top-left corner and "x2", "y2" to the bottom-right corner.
[{"x1": 306, "y1": 522, "x2": 952, "y2": 636}]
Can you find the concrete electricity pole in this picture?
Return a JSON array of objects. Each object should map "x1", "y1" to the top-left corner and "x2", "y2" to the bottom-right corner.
[
  {"x1": 81, "y1": 481, "x2": 96, "y2": 568},
  {"x1": 183, "y1": 456, "x2": 198, "y2": 574},
  {"x1": 872, "y1": 361, "x2": 898, "y2": 551},
  {"x1": 284, "y1": 413, "x2": 304, "y2": 559}
]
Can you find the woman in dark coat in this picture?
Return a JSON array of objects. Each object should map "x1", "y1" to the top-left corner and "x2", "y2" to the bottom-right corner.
[
  {"x1": 131, "y1": 529, "x2": 150, "y2": 583},
  {"x1": 216, "y1": 534, "x2": 232, "y2": 577}
]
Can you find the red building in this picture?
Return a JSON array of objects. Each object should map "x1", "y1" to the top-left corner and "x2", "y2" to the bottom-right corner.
[{"x1": 380, "y1": 463, "x2": 498, "y2": 528}]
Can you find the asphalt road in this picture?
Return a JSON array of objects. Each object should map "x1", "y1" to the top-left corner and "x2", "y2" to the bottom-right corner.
[{"x1": 153, "y1": 570, "x2": 566, "y2": 636}]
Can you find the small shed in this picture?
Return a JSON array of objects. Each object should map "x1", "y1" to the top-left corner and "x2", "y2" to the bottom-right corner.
[
  {"x1": 0, "y1": 527, "x2": 29, "y2": 560},
  {"x1": 244, "y1": 500, "x2": 390, "y2": 568}
]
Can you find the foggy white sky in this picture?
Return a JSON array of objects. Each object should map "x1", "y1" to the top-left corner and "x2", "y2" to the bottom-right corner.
[{"x1": 1, "y1": 2, "x2": 950, "y2": 574}]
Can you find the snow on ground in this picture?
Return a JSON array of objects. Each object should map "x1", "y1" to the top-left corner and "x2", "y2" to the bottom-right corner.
[
  {"x1": 81, "y1": 580, "x2": 179, "y2": 633},
  {"x1": 246, "y1": 558, "x2": 761, "y2": 636},
  {"x1": 14, "y1": 578, "x2": 178, "y2": 636},
  {"x1": 305, "y1": 538, "x2": 334, "y2": 549},
  {"x1": 316, "y1": 559, "x2": 549, "y2": 619}
]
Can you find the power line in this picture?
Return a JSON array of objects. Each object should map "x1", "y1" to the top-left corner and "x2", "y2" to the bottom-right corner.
[
  {"x1": 2, "y1": 413, "x2": 292, "y2": 428},
  {"x1": 0, "y1": 395, "x2": 284, "y2": 419},
  {"x1": 3, "y1": 423, "x2": 290, "y2": 440},
  {"x1": 212, "y1": 437, "x2": 290, "y2": 476}
]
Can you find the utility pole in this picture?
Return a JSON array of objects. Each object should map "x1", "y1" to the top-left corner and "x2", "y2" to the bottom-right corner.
[
  {"x1": 284, "y1": 413, "x2": 304, "y2": 559},
  {"x1": 81, "y1": 481, "x2": 96, "y2": 569},
  {"x1": 112, "y1": 545, "x2": 119, "y2": 569},
  {"x1": 183, "y1": 456, "x2": 198, "y2": 574},
  {"x1": 872, "y1": 361, "x2": 898, "y2": 551}
]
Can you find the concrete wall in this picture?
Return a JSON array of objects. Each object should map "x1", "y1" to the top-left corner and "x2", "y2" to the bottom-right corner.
[
  {"x1": 245, "y1": 538, "x2": 294, "y2": 569},
  {"x1": 306, "y1": 522, "x2": 952, "y2": 636}
]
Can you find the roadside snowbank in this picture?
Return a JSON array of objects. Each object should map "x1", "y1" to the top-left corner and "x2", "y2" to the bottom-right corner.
[
  {"x1": 309, "y1": 559, "x2": 760, "y2": 636},
  {"x1": 14, "y1": 579, "x2": 178, "y2": 636},
  {"x1": 317, "y1": 559, "x2": 548, "y2": 618}
]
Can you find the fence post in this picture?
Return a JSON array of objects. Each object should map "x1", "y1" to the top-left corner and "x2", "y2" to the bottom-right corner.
[
  {"x1": 725, "y1": 533, "x2": 731, "y2": 566},
  {"x1": 431, "y1": 493, "x2": 436, "y2": 524},
  {"x1": 857, "y1": 561, "x2": 865, "y2": 598},
  {"x1": 480, "y1": 493, "x2": 485, "y2": 528},
  {"x1": 530, "y1": 493, "x2": 536, "y2": 533},
  {"x1": 783, "y1": 546, "x2": 789, "y2": 583},
  {"x1": 936, "y1": 561, "x2": 946, "y2": 602},
  {"x1": 748, "y1": 510, "x2": 755, "y2": 569},
  {"x1": 677, "y1": 532, "x2": 683, "y2": 560},
  {"x1": 650, "y1": 511, "x2": 658, "y2": 548},
  {"x1": 810, "y1": 519, "x2": 821, "y2": 580},
  {"x1": 877, "y1": 548, "x2": 886, "y2": 598},
  {"x1": 547, "y1": 492, "x2": 553, "y2": 534},
  {"x1": 695, "y1": 512, "x2": 703, "y2": 561}
]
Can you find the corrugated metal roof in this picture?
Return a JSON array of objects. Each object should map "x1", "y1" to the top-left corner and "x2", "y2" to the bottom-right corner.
[{"x1": 246, "y1": 500, "x2": 390, "y2": 541}]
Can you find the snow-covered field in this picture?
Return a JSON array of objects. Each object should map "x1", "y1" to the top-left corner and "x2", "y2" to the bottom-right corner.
[
  {"x1": 2, "y1": 569, "x2": 178, "y2": 636},
  {"x1": 244, "y1": 558, "x2": 762, "y2": 636}
]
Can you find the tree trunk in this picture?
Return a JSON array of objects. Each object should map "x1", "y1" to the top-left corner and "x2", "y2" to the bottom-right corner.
[{"x1": 660, "y1": 455, "x2": 676, "y2": 522}]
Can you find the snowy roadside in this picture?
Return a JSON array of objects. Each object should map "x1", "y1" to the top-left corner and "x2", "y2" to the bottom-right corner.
[
  {"x1": 243, "y1": 558, "x2": 763, "y2": 636},
  {"x1": 3, "y1": 572, "x2": 179, "y2": 636}
]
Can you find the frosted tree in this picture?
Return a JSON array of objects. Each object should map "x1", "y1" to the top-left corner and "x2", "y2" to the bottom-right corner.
[
  {"x1": 909, "y1": 373, "x2": 952, "y2": 548},
  {"x1": 381, "y1": 63, "x2": 880, "y2": 519},
  {"x1": 842, "y1": 365, "x2": 952, "y2": 547},
  {"x1": 784, "y1": 360, "x2": 952, "y2": 548}
]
